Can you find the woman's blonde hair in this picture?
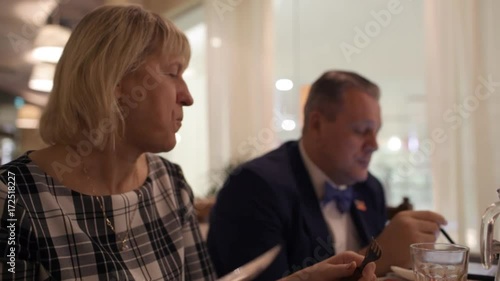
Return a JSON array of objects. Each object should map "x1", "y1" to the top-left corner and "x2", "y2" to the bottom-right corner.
[{"x1": 39, "y1": 4, "x2": 190, "y2": 147}]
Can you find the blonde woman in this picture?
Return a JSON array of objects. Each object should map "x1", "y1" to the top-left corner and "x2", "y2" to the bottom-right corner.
[{"x1": 0, "y1": 5, "x2": 376, "y2": 281}]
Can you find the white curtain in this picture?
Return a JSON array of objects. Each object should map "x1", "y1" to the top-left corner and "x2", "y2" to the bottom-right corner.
[
  {"x1": 424, "y1": 0, "x2": 500, "y2": 251},
  {"x1": 205, "y1": 0, "x2": 276, "y2": 171}
]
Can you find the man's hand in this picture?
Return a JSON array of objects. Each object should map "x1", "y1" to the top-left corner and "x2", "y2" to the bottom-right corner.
[
  {"x1": 280, "y1": 251, "x2": 376, "y2": 281},
  {"x1": 367, "y1": 210, "x2": 447, "y2": 276}
]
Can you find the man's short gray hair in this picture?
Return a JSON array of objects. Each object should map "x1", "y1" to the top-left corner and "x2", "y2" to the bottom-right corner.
[{"x1": 302, "y1": 70, "x2": 380, "y2": 133}]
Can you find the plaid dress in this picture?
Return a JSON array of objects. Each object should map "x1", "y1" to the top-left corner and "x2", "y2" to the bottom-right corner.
[{"x1": 0, "y1": 152, "x2": 216, "y2": 281}]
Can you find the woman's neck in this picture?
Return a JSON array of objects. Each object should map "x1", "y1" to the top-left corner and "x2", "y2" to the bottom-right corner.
[{"x1": 29, "y1": 143, "x2": 149, "y2": 195}]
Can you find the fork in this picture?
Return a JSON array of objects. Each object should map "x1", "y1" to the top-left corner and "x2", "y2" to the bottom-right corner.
[{"x1": 342, "y1": 238, "x2": 382, "y2": 281}]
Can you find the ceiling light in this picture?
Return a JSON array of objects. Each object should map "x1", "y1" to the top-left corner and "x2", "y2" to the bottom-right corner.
[
  {"x1": 275, "y1": 79, "x2": 293, "y2": 91},
  {"x1": 387, "y1": 136, "x2": 402, "y2": 151},
  {"x1": 32, "y1": 46, "x2": 64, "y2": 64},
  {"x1": 16, "y1": 104, "x2": 42, "y2": 129},
  {"x1": 281, "y1": 119, "x2": 296, "y2": 131},
  {"x1": 29, "y1": 79, "x2": 53, "y2": 92},
  {"x1": 408, "y1": 136, "x2": 419, "y2": 152},
  {"x1": 16, "y1": 118, "x2": 39, "y2": 129},
  {"x1": 29, "y1": 63, "x2": 55, "y2": 92},
  {"x1": 32, "y1": 24, "x2": 71, "y2": 63}
]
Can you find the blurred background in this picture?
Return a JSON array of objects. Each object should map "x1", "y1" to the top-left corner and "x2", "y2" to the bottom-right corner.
[{"x1": 0, "y1": 0, "x2": 499, "y2": 253}]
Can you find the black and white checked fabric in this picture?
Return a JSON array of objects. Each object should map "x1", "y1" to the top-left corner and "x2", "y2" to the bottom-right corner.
[{"x1": 0, "y1": 152, "x2": 216, "y2": 281}]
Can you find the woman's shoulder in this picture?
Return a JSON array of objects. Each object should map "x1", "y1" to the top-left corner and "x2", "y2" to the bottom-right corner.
[
  {"x1": 145, "y1": 153, "x2": 192, "y2": 197},
  {"x1": 146, "y1": 153, "x2": 184, "y2": 179},
  {"x1": 0, "y1": 152, "x2": 38, "y2": 186},
  {"x1": 0, "y1": 152, "x2": 53, "y2": 214}
]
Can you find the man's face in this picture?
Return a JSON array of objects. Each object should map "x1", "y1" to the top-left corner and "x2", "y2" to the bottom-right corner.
[{"x1": 314, "y1": 89, "x2": 381, "y2": 185}]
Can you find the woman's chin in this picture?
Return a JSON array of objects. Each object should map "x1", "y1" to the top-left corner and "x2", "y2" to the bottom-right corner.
[{"x1": 140, "y1": 139, "x2": 176, "y2": 154}]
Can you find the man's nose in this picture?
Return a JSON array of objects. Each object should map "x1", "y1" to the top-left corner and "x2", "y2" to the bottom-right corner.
[{"x1": 366, "y1": 132, "x2": 378, "y2": 152}]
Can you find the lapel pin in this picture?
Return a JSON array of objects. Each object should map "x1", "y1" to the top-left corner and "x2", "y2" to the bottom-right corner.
[{"x1": 355, "y1": 200, "x2": 367, "y2": 211}]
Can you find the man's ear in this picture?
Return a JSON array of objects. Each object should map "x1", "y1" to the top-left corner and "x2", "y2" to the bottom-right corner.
[{"x1": 308, "y1": 111, "x2": 323, "y2": 134}]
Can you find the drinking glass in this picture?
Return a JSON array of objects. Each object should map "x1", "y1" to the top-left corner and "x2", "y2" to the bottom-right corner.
[{"x1": 410, "y1": 243, "x2": 469, "y2": 281}]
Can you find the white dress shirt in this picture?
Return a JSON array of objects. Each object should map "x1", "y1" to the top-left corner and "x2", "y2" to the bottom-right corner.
[{"x1": 298, "y1": 141, "x2": 361, "y2": 253}]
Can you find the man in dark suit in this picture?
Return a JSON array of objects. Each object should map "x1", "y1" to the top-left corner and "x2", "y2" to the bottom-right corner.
[{"x1": 207, "y1": 71, "x2": 446, "y2": 280}]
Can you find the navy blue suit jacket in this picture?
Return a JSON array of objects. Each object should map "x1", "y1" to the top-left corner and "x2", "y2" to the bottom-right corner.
[{"x1": 207, "y1": 141, "x2": 387, "y2": 281}]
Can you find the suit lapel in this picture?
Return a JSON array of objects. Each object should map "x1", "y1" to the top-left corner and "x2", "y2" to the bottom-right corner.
[
  {"x1": 350, "y1": 185, "x2": 371, "y2": 246},
  {"x1": 286, "y1": 142, "x2": 334, "y2": 255}
]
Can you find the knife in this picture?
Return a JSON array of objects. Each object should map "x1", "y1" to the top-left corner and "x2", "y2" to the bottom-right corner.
[{"x1": 217, "y1": 245, "x2": 282, "y2": 281}]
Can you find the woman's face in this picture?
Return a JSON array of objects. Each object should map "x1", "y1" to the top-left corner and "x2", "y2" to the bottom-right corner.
[{"x1": 118, "y1": 51, "x2": 193, "y2": 153}]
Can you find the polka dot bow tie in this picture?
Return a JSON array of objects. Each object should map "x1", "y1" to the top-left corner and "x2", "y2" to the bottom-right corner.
[{"x1": 321, "y1": 182, "x2": 354, "y2": 214}]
